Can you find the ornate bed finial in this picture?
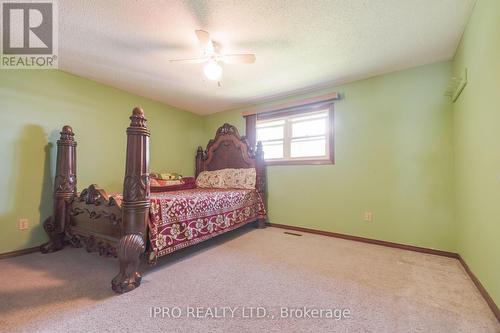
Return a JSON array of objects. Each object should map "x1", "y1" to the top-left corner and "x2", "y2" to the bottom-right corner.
[
  {"x1": 195, "y1": 146, "x2": 205, "y2": 177},
  {"x1": 217, "y1": 123, "x2": 240, "y2": 137},
  {"x1": 132, "y1": 107, "x2": 144, "y2": 116},
  {"x1": 61, "y1": 125, "x2": 73, "y2": 134},
  {"x1": 256, "y1": 141, "x2": 264, "y2": 158},
  {"x1": 130, "y1": 107, "x2": 147, "y2": 128},
  {"x1": 59, "y1": 125, "x2": 75, "y2": 142}
]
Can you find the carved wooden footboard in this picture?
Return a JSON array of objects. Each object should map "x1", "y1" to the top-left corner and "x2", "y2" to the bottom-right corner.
[
  {"x1": 41, "y1": 107, "x2": 150, "y2": 293},
  {"x1": 67, "y1": 185, "x2": 122, "y2": 256}
]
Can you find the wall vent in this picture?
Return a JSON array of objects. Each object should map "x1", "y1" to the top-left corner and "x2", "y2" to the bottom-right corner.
[{"x1": 284, "y1": 231, "x2": 302, "y2": 237}]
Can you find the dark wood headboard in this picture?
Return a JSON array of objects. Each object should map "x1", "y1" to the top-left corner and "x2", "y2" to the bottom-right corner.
[{"x1": 195, "y1": 123, "x2": 266, "y2": 198}]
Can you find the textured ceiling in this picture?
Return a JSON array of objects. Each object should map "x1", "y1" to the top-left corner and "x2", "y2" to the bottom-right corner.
[{"x1": 59, "y1": 0, "x2": 475, "y2": 114}]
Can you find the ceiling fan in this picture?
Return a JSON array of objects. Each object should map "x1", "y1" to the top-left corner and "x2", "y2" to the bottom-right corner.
[{"x1": 169, "y1": 30, "x2": 256, "y2": 83}]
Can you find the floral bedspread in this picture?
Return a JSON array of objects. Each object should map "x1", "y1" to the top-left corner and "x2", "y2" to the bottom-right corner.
[{"x1": 148, "y1": 188, "x2": 266, "y2": 263}]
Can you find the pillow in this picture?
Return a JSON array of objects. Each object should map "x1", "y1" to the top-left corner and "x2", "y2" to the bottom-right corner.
[
  {"x1": 150, "y1": 172, "x2": 182, "y2": 180},
  {"x1": 196, "y1": 168, "x2": 256, "y2": 189},
  {"x1": 150, "y1": 178, "x2": 182, "y2": 187},
  {"x1": 220, "y1": 168, "x2": 256, "y2": 189},
  {"x1": 196, "y1": 170, "x2": 224, "y2": 188},
  {"x1": 150, "y1": 177, "x2": 196, "y2": 193}
]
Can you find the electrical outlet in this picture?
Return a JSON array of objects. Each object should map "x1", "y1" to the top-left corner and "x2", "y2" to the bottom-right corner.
[
  {"x1": 19, "y1": 218, "x2": 29, "y2": 230},
  {"x1": 364, "y1": 212, "x2": 373, "y2": 222}
]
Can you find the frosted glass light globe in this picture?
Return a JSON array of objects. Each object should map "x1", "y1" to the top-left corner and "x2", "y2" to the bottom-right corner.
[{"x1": 204, "y1": 61, "x2": 222, "y2": 81}]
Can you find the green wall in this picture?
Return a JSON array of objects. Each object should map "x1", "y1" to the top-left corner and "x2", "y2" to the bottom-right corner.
[
  {"x1": 1, "y1": 0, "x2": 497, "y2": 309},
  {"x1": 452, "y1": 0, "x2": 500, "y2": 307},
  {"x1": 0, "y1": 70, "x2": 204, "y2": 253},
  {"x1": 204, "y1": 61, "x2": 456, "y2": 252}
]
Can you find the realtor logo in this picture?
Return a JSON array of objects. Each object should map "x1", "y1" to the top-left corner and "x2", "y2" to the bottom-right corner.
[{"x1": 1, "y1": 0, "x2": 58, "y2": 68}]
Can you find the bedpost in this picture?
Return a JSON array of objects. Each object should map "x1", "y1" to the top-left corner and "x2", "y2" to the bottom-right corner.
[
  {"x1": 255, "y1": 141, "x2": 267, "y2": 228},
  {"x1": 111, "y1": 107, "x2": 150, "y2": 293},
  {"x1": 195, "y1": 146, "x2": 204, "y2": 177},
  {"x1": 41, "y1": 126, "x2": 77, "y2": 253}
]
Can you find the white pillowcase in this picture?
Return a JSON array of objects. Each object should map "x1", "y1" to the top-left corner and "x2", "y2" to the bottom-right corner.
[
  {"x1": 196, "y1": 170, "x2": 224, "y2": 188},
  {"x1": 196, "y1": 168, "x2": 256, "y2": 189}
]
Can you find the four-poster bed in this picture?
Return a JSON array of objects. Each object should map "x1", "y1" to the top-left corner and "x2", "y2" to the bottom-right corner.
[{"x1": 40, "y1": 107, "x2": 267, "y2": 293}]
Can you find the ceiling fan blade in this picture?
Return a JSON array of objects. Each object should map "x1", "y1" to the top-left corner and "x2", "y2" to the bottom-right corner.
[
  {"x1": 169, "y1": 57, "x2": 209, "y2": 64},
  {"x1": 195, "y1": 29, "x2": 214, "y2": 54},
  {"x1": 221, "y1": 54, "x2": 256, "y2": 64}
]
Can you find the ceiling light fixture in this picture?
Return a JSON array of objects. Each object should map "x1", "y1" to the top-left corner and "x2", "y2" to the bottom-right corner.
[
  {"x1": 170, "y1": 30, "x2": 255, "y2": 83},
  {"x1": 203, "y1": 61, "x2": 222, "y2": 81}
]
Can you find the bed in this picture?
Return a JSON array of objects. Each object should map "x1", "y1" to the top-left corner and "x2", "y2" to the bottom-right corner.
[{"x1": 40, "y1": 107, "x2": 267, "y2": 293}]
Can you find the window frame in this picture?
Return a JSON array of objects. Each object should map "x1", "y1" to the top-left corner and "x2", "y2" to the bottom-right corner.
[{"x1": 256, "y1": 102, "x2": 335, "y2": 166}]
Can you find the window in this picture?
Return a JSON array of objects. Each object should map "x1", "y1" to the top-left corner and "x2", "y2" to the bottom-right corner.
[{"x1": 255, "y1": 103, "x2": 334, "y2": 165}]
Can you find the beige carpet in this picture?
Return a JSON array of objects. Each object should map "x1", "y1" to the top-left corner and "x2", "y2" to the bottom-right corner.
[{"x1": 0, "y1": 226, "x2": 498, "y2": 333}]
